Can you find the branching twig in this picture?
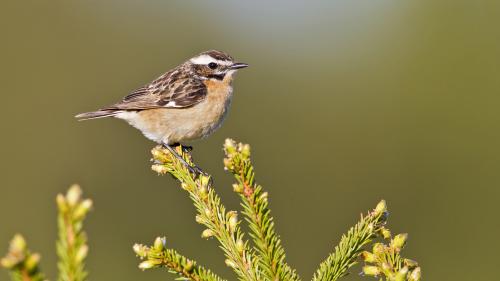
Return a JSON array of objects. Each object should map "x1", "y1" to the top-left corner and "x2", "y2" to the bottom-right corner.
[
  {"x1": 133, "y1": 237, "x2": 226, "y2": 281},
  {"x1": 1, "y1": 234, "x2": 47, "y2": 281},
  {"x1": 223, "y1": 139, "x2": 300, "y2": 281},
  {"x1": 312, "y1": 201, "x2": 388, "y2": 281},
  {"x1": 56, "y1": 185, "x2": 92, "y2": 281},
  {"x1": 151, "y1": 145, "x2": 261, "y2": 281}
]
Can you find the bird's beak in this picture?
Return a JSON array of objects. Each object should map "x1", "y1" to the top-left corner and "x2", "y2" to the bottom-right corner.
[{"x1": 230, "y1": 62, "x2": 249, "y2": 69}]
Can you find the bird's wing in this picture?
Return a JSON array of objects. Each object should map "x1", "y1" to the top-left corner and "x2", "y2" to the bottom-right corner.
[{"x1": 103, "y1": 70, "x2": 207, "y2": 111}]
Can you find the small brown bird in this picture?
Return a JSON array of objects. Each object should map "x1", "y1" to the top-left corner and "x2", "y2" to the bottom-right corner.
[{"x1": 76, "y1": 50, "x2": 248, "y2": 173}]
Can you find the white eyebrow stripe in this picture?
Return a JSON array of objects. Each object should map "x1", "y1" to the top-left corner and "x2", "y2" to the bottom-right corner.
[{"x1": 190, "y1": 55, "x2": 232, "y2": 66}]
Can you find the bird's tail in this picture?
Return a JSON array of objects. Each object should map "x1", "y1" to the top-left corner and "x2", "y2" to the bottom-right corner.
[{"x1": 75, "y1": 110, "x2": 119, "y2": 121}]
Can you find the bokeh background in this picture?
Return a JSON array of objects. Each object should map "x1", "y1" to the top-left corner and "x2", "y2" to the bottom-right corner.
[{"x1": 1, "y1": 1, "x2": 499, "y2": 280}]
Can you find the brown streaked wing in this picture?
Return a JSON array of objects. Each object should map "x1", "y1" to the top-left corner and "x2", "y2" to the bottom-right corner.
[{"x1": 103, "y1": 77, "x2": 207, "y2": 111}]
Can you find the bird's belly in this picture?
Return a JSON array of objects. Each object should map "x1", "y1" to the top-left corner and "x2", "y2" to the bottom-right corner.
[{"x1": 122, "y1": 91, "x2": 232, "y2": 144}]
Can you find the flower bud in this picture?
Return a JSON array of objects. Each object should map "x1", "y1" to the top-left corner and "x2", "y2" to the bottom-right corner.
[
  {"x1": 233, "y1": 183, "x2": 243, "y2": 193},
  {"x1": 133, "y1": 244, "x2": 149, "y2": 258},
  {"x1": 379, "y1": 227, "x2": 391, "y2": 239},
  {"x1": 181, "y1": 183, "x2": 191, "y2": 191},
  {"x1": 225, "y1": 259, "x2": 237, "y2": 268},
  {"x1": 151, "y1": 164, "x2": 168, "y2": 174},
  {"x1": 199, "y1": 175, "x2": 211, "y2": 187},
  {"x1": 154, "y1": 237, "x2": 166, "y2": 251},
  {"x1": 372, "y1": 243, "x2": 384, "y2": 255},
  {"x1": 259, "y1": 192, "x2": 268, "y2": 201},
  {"x1": 360, "y1": 251, "x2": 376, "y2": 263},
  {"x1": 24, "y1": 253, "x2": 41, "y2": 271},
  {"x1": 236, "y1": 239, "x2": 245, "y2": 254},
  {"x1": 10, "y1": 234, "x2": 27, "y2": 252},
  {"x1": 73, "y1": 199, "x2": 93, "y2": 220},
  {"x1": 201, "y1": 229, "x2": 214, "y2": 238},
  {"x1": 56, "y1": 194, "x2": 68, "y2": 213},
  {"x1": 408, "y1": 267, "x2": 421, "y2": 281},
  {"x1": 66, "y1": 185, "x2": 82, "y2": 206},
  {"x1": 195, "y1": 215, "x2": 204, "y2": 224},
  {"x1": 404, "y1": 258, "x2": 418, "y2": 269},
  {"x1": 374, "y1": 200, "x2": 387, "y2": 216},
  {"x1": 199, "y1": 186, "x2": 207, "y2": 197},
  {"x1": 380, "y1": 262, "x2": 392, "y2": 272},
  {"x1": 204, "y1": 208, "x2": 212, "y2": 217},
  {"x1": 224, "y1": 139, "x2": 236, "y2": 154},
  {"x1": 394, "y1": 266, "x2": 409, "y2": 281},
  {"x1": 362, "y1": 265, "x2": 380, "y2": 276},
  {"x1": 240, "y1": 144, "x2": 251, "y2": 158},
  {"x1": 391, "y1": 233, "x2": 408, "y2": 250},
  {"x1": 0, "y1": 257, "x2": 16, "y2": 269},
  {"x1": 185, "y1": 259, "x2": 194, "y2": 272},
  {"x1": 139, "y1": 260, "x2": 160, "y2": 270},
  {"x1": 228, "y1": 212, "x2": 238, "y2": 232},
  {"x1": 75, "y1": 245, "x2": 88, "y2": 263}
]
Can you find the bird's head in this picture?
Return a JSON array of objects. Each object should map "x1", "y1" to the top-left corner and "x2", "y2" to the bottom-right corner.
[{"x1": 187, "y1": 50, "x2": 248, "y2": 81}]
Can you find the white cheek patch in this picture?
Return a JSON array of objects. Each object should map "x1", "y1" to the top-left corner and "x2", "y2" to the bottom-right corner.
[{"x1": 190, "y1": 55, "x2": 232, "y2": 66}]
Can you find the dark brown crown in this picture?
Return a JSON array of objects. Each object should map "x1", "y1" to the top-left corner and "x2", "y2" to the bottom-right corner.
[{"x1": 199, "y1": 50, "x2": 233, "y2": 62}]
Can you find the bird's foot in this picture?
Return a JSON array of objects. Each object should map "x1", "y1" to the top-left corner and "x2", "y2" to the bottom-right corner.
[{"x1": 170, "y1": 143, "x2": 193, "y2": 152}]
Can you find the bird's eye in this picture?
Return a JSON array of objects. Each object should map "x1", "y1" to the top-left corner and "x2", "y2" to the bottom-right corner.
[{"x1": 208, "y1": 62, "x2": 218, "y2": 69}]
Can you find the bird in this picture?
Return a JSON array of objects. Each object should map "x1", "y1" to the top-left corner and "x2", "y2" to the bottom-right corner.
[{"x1": 76, "y1": 50, "x2": 248, "y2": 173}]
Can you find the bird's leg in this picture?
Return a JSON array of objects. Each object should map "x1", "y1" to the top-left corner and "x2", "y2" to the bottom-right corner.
[
  {"x1": 162, "y1": 142, "x2": 205, "y2": 176},
  {"x1": 170, "y1": 143, "x2": 193, "y2": 152}
]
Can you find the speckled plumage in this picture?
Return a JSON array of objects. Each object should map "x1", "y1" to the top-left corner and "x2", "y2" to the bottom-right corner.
[{"x1": 76, "y1": 50, "x2": 247, "y2": 145}]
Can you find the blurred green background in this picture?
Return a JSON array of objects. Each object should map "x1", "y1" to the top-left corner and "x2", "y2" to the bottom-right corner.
[{"x1": 1, "y1": 1, "x2": 499, "y2": 280}]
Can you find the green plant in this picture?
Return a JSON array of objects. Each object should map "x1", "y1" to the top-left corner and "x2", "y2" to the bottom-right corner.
[
  {"x1": 2, "y1": 139, "x2": 421, "y2": 281},
  {"x1": 1, "y1": 185, "x2": 92, "y2": 281}
]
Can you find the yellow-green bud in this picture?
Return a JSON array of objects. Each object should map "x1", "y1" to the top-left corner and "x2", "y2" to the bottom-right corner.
[
  {"x1": 223, "y1": 158, "x2": 232, "y2": 170},
  {"x1": 228, "y1": 211, "x2": 238, "y2": 232},
  {"x1": 151, "y1": 164, "x2": 168, "y2": 174},
  {"x1": 224, "y1": 139, "x2": 236, "y2": 153},
  {"x1": 404, "y1": 258, "x2": 418, "y2": 269},
  {"x1": 204, "y1": 208, "x2": 212, "y2": 217},
  {"x1": 380, "y1": 262, "x2": 392, "y2": 272},
  {"x1": 233, "y1": 183, "x2": 243, "y2": 193},
  {"x1": 374, "y1": 200, "x2": 387, "y2": 215},
  {"x1": 181, "y1": 183, "x2": 191, "y2": 191},
  {"x1": 56, "y1": 194, "x2": 68, "y2": 213},
  {"x1": 185, "y1": 259, "x2": 194, "y2": 272},
  {"x1": 73, "y1": 199, "x2": 93, "y2": 220},
  {"x1": 151, "y1": 146, "x2": 171, "y2": 163},
  {"x1": 240, "y1": 144, "x2": 251, "y2": 158},
  {"x1": 259, "y1": 192, "x2": 268, "y2": 201},
  {"x1": 362, "y1": 265, "x2": 380, "y2": 276},
  {"x1": 408, "y1": 267, "x2": 421, "y2": 281},
  {"x1": 236, "y1": 239, "x2": 245, "y2": 254},
  {"x1": 379, "y1": 227, "x2": 391, "y2": 239},
  {"x1": 138, "y1": 260, "x2": 160, "y2": 270},
  {"x1": 201, "y1": 229, "x2": 214, "y2": 238},
  {"x1": 200, "y1": 175, "x2": 210, "y2": 187},
  {"x1": 66, "y1": 185, "x2": 82, "y2": 206},
  {"x1": 360, "y1": 251, "x2": 376, "y2": 263},
  {"x1": 199, "y1": 186, "x2": 207, "y2": 196},
  {"x1": 154, "y1": 237, "x2": 166, "y2": 251},
  {"x1": 225, "y1": 259, "x2": 237, "y2": 268},
  {"x1": 195, "y1": 215, "x2": 204, "y2": 224},
  {"x1": 133, "y1": 244, "x2": 149, "y2": 258},
  {"x1": 24, "y1": 253, "x2": 41, "y2": 271},
  {"x1": 394, "y1": 266, "x2": 409, "y2": 281},
  {"x1": 0, "y1": 257, "x2": 16, "y2": 269},
  {"x1": 372, "y1": 243, "x2": 384, "y2": 255},
  {"x1": 391, "y1": 233, "x2": 408, "y2": 250},
  {"x1": 75, "y1": 245, "x2": 88, "y2": 263},
  {"x1": 10, "y1": 234, "x2": 27, "y2": 252}
]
